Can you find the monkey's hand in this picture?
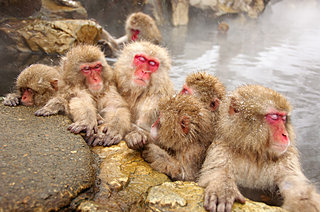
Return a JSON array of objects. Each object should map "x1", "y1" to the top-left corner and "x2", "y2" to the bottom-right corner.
[
  {"x1": 125, "y1": 129, "x2": 148, "y2": 150},
  {"x1": 68, "y1": 121, "x2": 97, "y2": 137},
  {"x1": 3, "y1": 93, "x2": 20, "y2": 106},
  {"x1": 35, "y1": 107, "x2": 58, "y2": 116},
  {"x1": 101, "y1": 124, "x2": 122, "y2": 147},
  {"x1": 204, "y1": 182, "x2": 245, "y2": 212}
]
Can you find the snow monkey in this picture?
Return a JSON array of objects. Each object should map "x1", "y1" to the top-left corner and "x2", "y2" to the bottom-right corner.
[
  {"x1": 198, "y1": 84, "x2": 320, "y2": 212},
  {"x1": 114, "y1": 41, "x2": 174, "y2": 150},
  {"x1": 142, "y1": 94, "x2": 214, "y2": 181},
  {"x1": 116, "y1": 12, "x2": 162, "y2": 45},
  {"x1": 35, "y1": 44, "x2": 131, "y2": 146},
  {"x1": 3, "y1": 64, "x2": 59, "y2": 107}
]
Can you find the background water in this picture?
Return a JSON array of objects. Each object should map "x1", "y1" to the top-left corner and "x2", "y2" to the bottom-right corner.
[{"x1": 0, "y1": 0, "x2": 319, "y2": 189}]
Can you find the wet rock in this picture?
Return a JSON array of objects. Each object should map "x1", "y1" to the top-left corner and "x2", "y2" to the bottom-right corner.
[
  {"x1": 171, "y1": 0, "x2": 189, "y2": 26},
  {"x1": 41, "y1": 0, "x2": 88, "y2": 20},
  {"x1": 144, "y1": 181, "x2": 287, "y2": 212},
  {"x1": 190, "y1": 0, "x2": 267, "y2": 18},
  {"x1": 79, "y1": 142, "x2": 171, "y2": 211},
  {"x1": 0, "y1": 103, "x2": 95, "y2": 211},
  {"x1": 0, "y1": 19, "x2": 103, "y2": 54}
]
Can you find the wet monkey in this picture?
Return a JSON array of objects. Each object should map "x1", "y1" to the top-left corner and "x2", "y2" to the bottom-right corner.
[
  {"x1": 35, "y1": 45, "x2": 131, "y2": 146},
  {"x1": 198, "y1": 84, "x2": 320, "y2": 212},
  {"x1": 3, "y1": 64, "x2": 59, "y2": 107},
  {"x1": 116, "y1": 12, "x2": 162, "y2": 45},
  {"x1": 142, "y1": 94, "x2": 213, "y2": 181},
  {"x1": 114, "y1": 41, "x2": 174, "y2": 150}
]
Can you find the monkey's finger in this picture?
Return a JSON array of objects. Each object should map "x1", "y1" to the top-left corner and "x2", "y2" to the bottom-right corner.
[
  {"x1": 204, "y1": 193, "x2": 217, "y2": 212},
  {"x1": 85, "y1": 135, "x2": 95, "y2": 146},
  {"x1": 102, "y1": 126, "x2": 108, "y2": 133},
  {"x1": 235, "y1": 193, "x2": 246, "y2": 204},
  {"x1": 225, "y1": 202, "x2": 233, "y2": 212},
  {"x1": 217, "y1": 200, "x2": 225, "y2": 212},
  {"x1": 92, "y1": 137, "x2": 102, "y2": 146}
]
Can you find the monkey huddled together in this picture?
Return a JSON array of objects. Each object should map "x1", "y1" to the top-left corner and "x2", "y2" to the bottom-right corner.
[{"x1": 3, "y1": 12, "x2": 320, "y2": 212}]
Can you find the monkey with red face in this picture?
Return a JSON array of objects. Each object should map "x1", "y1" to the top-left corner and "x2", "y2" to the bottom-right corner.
[
  {"x1": 35, "y1": 45, "x2": 131, "y2": 146},
  {"x1": 3, "y1": 64, "x2": 59, "y2": 107},
  {"x1": 114, "y1": 41, "x2": 174, "y2": 150},
  {"x1": 198, "y1": 84, "x2": 320, "y2": 212}
]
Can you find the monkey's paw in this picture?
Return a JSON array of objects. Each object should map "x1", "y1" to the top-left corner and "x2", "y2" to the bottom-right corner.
[
  {"x1": 3, "y1": 96, "x2": 20, "y2": 107},
  {"x1": 67, "y1": 122, "x2": 97, "y2": 137},
  {"x1": 35, "y1": 108, "x2": 57, "y2": 116},
  {"x1": 101, "y1": 126, "x2": 122, "y2": 147},
  {"x1": 124, "y1": 130, "x2": 147, "y2": 150},
  {"x1": 204, "y1": 183, "x2": 245, "y2": 212}
]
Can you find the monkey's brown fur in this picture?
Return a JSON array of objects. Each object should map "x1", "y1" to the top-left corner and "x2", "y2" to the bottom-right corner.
[
  {"x1": 3, "y1": 64, "x2": 59, "y2": 106},
  {"x1": 36, "y1": 44, "x2": 131, "y2": 145},
  {"x1": 125, "y1": 12, "x2": 162, "y2": 44},
  {"x1": 114, "y1": 41, "x2": 174, "y2": 150},
  {"x1": 198, "y1": 84, "x2": 320, "y2": 212},
  {"x1": 143, "y1": 94, "x2": 213, "y2": 181}
]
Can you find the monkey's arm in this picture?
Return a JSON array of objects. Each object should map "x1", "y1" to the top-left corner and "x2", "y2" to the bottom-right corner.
[
  {"x1": 67, "y1": 91, "x2": 98, "y2": 137},
  {"x1": 198, "y1": 142, "x2": 245, "y2": 212},
  {"x1": 35, "y1": 96, "x2": 66, "y2": 116},
  {"x1": 3, "y1": 93, "x2": 20, "y2": 106},
  {"x1": 98, "y1": 86, "x2": 132, "y2": 146},
  {"x1": 142, "y1": 143, "x2": 186, "y2": 181},
  {"x1": 277, "y1": 153, "x2": 320, "y2": 212}
]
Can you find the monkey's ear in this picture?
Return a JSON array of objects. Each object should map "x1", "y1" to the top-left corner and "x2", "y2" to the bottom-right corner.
[
  {"x1": 210, "y1": 98, "x2": 220, "y2": 112},
  {"x1": 50, "y1": 79, "x2": 58, "y2": 91},
  {"x1": 180, "y1": 116, "x2": 190, "y2": 134},
  {"x1": 229, "y1": 97, "x2": 239, "y2": 115}
]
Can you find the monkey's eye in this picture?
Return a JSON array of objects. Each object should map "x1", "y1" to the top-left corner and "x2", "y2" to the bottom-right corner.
[
  {"x1": 138, "y1": 56, "x2": 146, "y2": 62},
  {"x1": 149, "y1": 60, "x2": 157, "y2": 66},
  {"x1": 94, "y1": 64, "x2": 102, "y2": 69},
  {"x1": 269, "y1": 114, "x2": 279, "y2": 120}
]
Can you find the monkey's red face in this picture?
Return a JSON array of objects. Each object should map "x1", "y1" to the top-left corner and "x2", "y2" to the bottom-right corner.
[
  {"x1": 131, "y1": 29, "x2": 140, "y2": 41},
  {"x1": 80, "y1": 62, "x2": 103, "y2": 92},
  {"x1": 133, "y1": 54, "x2": 159, "y2": 86},
  {"x1": 265, "y1": 111, "x2": 290, "y2": 155},
  {"x1": 21, "y1": 88, "x2": 34, "y2": 106}
]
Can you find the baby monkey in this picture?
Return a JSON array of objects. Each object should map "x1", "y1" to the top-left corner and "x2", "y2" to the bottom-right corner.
[
  {"x1": 142, "y1": 94, "x2": 213, "y2": 181},
  {"x1": 3, "y1": 64, "x2": 59, "y2": 107}
]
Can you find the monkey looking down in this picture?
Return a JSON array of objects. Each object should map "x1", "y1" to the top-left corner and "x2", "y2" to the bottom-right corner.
[
  {"x1": 3, "y1": 64, "x2": 59, "y2": 107},
  {"x1": 143, "y1": 94, "x2": 214, "y2": 181}
]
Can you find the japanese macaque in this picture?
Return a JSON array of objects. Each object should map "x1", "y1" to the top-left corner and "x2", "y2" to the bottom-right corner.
[
  {"x1": 3, "y1": 64, "x2": 59, "y2": 107},
  {"x1": 142, "y1": 94, "x2": 214, "y2": 181},
  {"x1": 35, "y1": 44, "x2": 131, "y2": 146},
  {"x1": 114, "y1": 41, "x2": 174, "y2": 150},
  {"x1": 218, "y1": 22, "x2": 229, "y2": 33},
  {"x1": 116, "y1": 12, "x2": 162, "y2": 45},
  {"x1": 198, "y1": 84, "x2": 320, "y2": 212}
]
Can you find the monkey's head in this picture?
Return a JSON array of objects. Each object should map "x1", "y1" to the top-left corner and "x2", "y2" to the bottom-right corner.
[
  {"x1": 222, "y1": 84, "x2": 294, "y2": 159},
  {"x1": 17, "y1": 64, "x2": 59, "y2": 106},
  {"x1": 115, "y1": 41, "x2": 171, "y2": 93},
  {"x1": 125, "y1": 12, "x2": 159, "y2": 43},
  {"x1": 61, "y1": 44, "x2": 112, "y2": 94},
  {"x1": 150, "y1": 95, "x2": 213, "y2": 151},
  {"x1": 181, "y1": 71, "x2": 226, "y2": 113}
]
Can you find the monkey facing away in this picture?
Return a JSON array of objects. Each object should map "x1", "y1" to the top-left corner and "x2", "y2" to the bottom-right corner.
[
  {"x1": 35, "y1": 44, "x2": 131, "y2": 146},
  {"x1": 114, "y1": 41, "x2": 174, "y2": 150},
  {"x1": 142, "y1": 94, "x2": 214, "y2": 181},
  {"x1": 3, "y1": 64, "x2": 59, "y2": 107},
  {"x1": 116, "y1": 12, "x2": 162, "y2": 45},
  {"x1": 198, "y1": 84, "x2": 320, "y2": 212}
]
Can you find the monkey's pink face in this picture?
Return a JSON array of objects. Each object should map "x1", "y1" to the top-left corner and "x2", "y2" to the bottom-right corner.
[
  {"x1": 131, "y1": 29, "x2": 140, "y2": 41},
  {"x1": 133, "y1": 54, "x2": 159, "y2": 86},
  {"x1": 265, "y1": 111, "x2": 290, "y2": 155},
  {"x1": 80, "y1": 62, "x2": 103, "y2": 92},
  {"x1": 21, "y1": 88, "x2": 34, "y2": 106}
]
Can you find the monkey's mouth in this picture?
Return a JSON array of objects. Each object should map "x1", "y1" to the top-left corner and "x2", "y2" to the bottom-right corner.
[
  {"x1": 89, "y1": 83, "x2": 103, "y2": 91},
  {"x1": 21, "y1": 102, "x2": 33, "y2": 106},
  {"x1": 134, "y1": 78, "x2": 147, "y2": 86}
]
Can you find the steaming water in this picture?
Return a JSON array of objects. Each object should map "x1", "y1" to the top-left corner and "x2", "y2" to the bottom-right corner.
[{"x1": 0, "y1": 0, "x2": 319, "y2": 189}]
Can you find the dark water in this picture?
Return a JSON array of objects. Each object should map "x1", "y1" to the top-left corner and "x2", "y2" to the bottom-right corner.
[{"x1": 0, "y1": 0, "x2": 319, "y2": 189}]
